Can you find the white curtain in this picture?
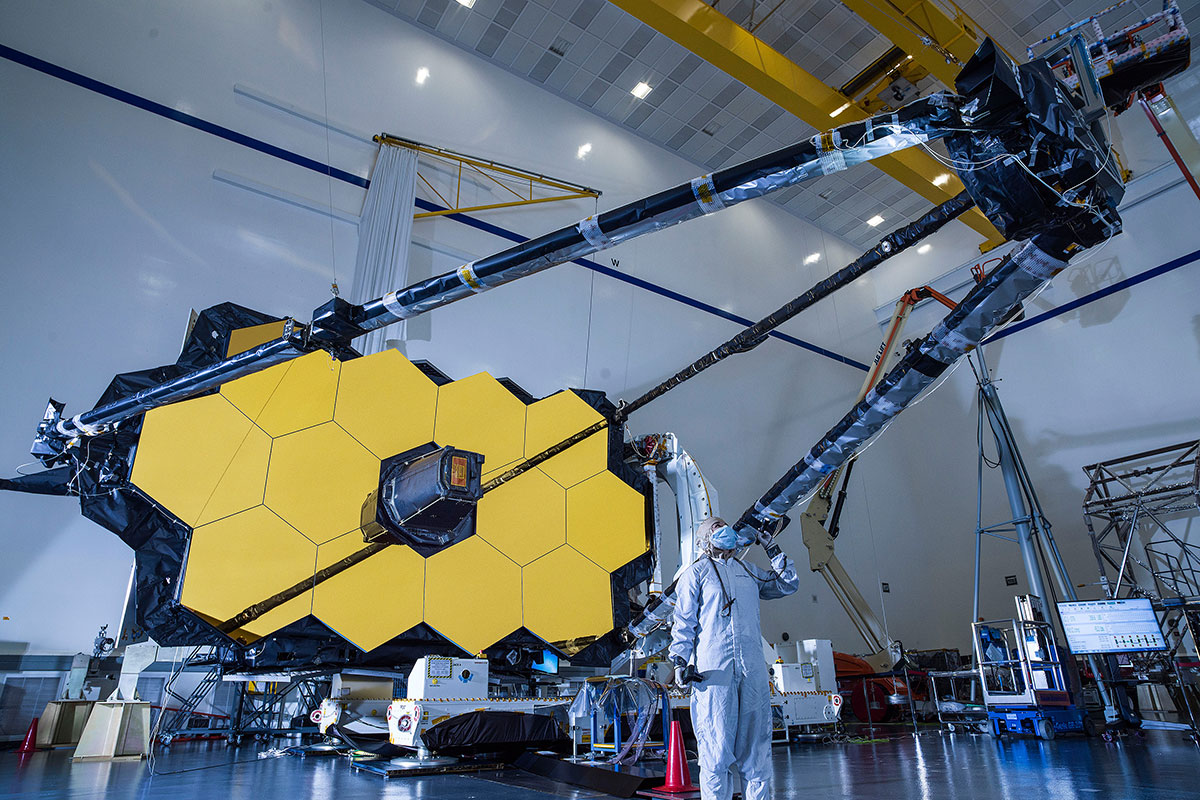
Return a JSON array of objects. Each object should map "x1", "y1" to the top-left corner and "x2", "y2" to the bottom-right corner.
[{"x1": 352, "y1": 143, "x2": 419, "y2": 355}]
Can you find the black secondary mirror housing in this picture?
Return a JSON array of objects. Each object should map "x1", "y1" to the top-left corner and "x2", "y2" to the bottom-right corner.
[{"x1": 361, "y1": 443, "x2": 485, "y2": 557}]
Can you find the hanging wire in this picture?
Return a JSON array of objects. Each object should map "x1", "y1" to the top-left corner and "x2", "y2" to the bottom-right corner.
[
  {"x1": 967, "y1": 354, "x2": 1001, "y2": 469},
  {"x1": 855, "y1": 458, "x2": 894, "y2": 655},
  {"x1": 582, "y1": 268, "x2": 596, "y2": 388},
  {"x1": 316, "y1": 0, "x2": 340, "y2": 297}
]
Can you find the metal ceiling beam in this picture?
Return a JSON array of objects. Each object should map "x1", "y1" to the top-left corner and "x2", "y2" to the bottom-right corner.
[
  {"x1": 840, "y1": 0, "x2": 985, "y2": 89},
  {"x1": 608, "y1": 0, "x2": 1003, "y2": 248}
]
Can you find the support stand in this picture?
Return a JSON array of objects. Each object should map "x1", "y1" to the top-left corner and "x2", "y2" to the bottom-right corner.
[
  {"x1": 969, "y1": 348, "x2": 1129, "y2": 725},
  {"x1": 71, "y1": 642, "x2": 157, "y2": 761}
]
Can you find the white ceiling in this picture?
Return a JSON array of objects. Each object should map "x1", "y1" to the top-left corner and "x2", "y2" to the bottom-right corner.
[{"x1": 365, "y1": 0, "x2": 1198, "y2": 251}]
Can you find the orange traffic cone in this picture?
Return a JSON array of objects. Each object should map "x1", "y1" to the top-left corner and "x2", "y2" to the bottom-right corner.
[
  {"x1": 16, "y1": 718, "x2": 39, "y2": 754},
  {"x1": 654, "y1": 720, "x2": 697, "y2": 793}
]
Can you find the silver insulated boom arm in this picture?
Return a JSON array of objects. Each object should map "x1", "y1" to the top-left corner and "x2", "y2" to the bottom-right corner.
[{"x1": 33, "y1": 96, "x2": 961, "y2": 460}]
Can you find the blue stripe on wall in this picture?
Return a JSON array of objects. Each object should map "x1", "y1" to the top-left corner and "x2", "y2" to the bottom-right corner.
[
  {"x1": 1, "y1": 42, "x2": 869, "y2": 370},
  {"x1": 5, "y1": 43, "x2": 1197, "y2": 373},
  {"x1": 410, "y1": 197, "x2": 868, "y2": 368},
  {"x1": 985, "y1": 247, "x2": 1200, "y2": 342},
  {"x1": 0, "y1": 44, "x2": 370, "y2": 188}
]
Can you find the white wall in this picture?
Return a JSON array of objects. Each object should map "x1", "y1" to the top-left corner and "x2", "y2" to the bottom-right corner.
[{"x1": 1, "y1": 0, "x2": 1198, "y2": 663}]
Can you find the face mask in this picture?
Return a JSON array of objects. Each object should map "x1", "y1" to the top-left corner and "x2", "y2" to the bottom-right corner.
[{"x1": 709, "y1": 525, "x2": 739, "y2": 551}]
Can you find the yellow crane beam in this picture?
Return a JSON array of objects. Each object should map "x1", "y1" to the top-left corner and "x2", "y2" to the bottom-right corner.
[
  {"x1": 607, "y1": 0, "x2": 1003, "y2": 249},
  {"x1": 840, "y1": 0, "x2": 986, "y2": 89}
]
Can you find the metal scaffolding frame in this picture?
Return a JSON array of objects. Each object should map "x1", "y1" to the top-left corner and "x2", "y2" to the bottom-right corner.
[
  {"x1": 1081, "y1": 440, "x2": 1200, "y2": 735},
  {"x1": 155, "y1": 647, "x2": 330, "y2": 745},
  {"x1": 1083, "y1": 440, "x2": 1200, "y2": 603}
]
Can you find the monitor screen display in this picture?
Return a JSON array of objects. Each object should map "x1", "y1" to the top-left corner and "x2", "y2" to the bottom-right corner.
[
  {"x1": 1057, "y1": 598, "x2": 1167, "y2": 654},
  {"x1": 531, "y1": 649, "x2": 559, "y2": 675}
]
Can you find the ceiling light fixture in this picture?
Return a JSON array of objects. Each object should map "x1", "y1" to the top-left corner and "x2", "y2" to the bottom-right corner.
[
  {"x1": 866, "y1": 214, "x2": 884, "y2": 227},
  {"x1": 830, "y1": 102, "x2": 851, "y2": 118},
  {"x1": 803, "y1": 253, "x2": 821, "y2": 265},
  {"x1": 917, "y1": 244, "x2": 931, "y2": 254},
  {"x1": 577, "y1": 142, "x2": 592, "y2": 159},
  {"x1": 456, "y1": 0, "x2": 476, "y2": 8},
  {"x1": 931, "y1": 173, "x2": 950, "y2": 187},
  {"x1": 415, "y1": 67, "x2": 430, "y2": 85},
  {"x1": 631, "y1": 81, "x2": 652, "y2": 99}
]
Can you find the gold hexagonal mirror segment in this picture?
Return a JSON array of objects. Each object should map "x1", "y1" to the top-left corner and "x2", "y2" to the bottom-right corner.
[
  {"x1": 524, "y1": 390, "x2": 609, "y2": 489},
  {"x1": 254, "y1": 350, "x2": 341, "y2": 437},
  {"x1": 130, "y1": 393, "x2": 260, "y2": 528},
  {"x1": 476, "y1": 468, "x2": 566, "y2": 566},
  {"x1": 566, "y1": 471, "x2": 650, "y2": 572},
  {"x1": 424, "y1": 536, "x2": 522, "y2": 655},
  {"x1": 523, "y1": 545, "x2": 614, "y2": 652},
  {"x1": 313, "y1": 531, "x2": 426, "y2": 652},
  {"x1": 334, "y1": 349, "x2": 438, "y2": 459},
  {"x1": 264, "y1": 422, "x2": 380, "y2": 544},
  {"x1": 433, "y1": 372, "x2": 527, "y2": 480},
  {"x1": 179, "y1": 505, "x2": 317, "y2": 644}
]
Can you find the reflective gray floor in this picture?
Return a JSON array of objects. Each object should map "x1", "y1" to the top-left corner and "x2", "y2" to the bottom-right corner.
[{"x1": 4, "y1": 730, "x2": 1198, "y2": 799}]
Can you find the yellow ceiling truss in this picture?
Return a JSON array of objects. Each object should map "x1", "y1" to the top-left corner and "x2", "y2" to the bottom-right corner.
[
  {"x1": 608, "y1": 0, "x2": 1005, "y2": 249},
  {"x1": 375, "y1": 134, "x2": 601, "y2": 219}
]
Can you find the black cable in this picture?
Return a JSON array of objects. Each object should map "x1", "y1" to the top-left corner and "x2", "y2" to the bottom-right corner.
[
  {"x1": 146, "y1": 754, "x2": 270, "y2": 776},
  {"x1": 979, "y1": 402, "x2": 1003, "y2": 469},
  {"x1": 481, "y1": 194, "x2": 975, "y2": 502},
  {"x1": 968, "y1": 355, "x2": 1001, "y2": 469},
  {"x1": 706, "y1": 556, "x2": 736, "y2": 618},
  {"x1": 615, "y1": 192, "x2": 974, "y2": 422},
  {"x1": 828, "y1": 459, "x2": 856, "y2": 539}
]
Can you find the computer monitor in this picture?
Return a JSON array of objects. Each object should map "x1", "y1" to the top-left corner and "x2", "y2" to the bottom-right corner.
[
  {"x1": 1057, "y1": 598, "x2": 1168, "y2": 655},
  {"x1": 531, "y1": 649, "x2": 559, "y2": 675}
]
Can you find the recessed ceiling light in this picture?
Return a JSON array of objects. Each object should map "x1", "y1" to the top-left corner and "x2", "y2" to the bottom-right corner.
[
  {"x1": 456, "y1": 0, "x2": 476, "y2": 7},
  {"x1": 866, "y1": 214, "x2": 884, "y2": 227},
  {"x1": 803, "y1": 253, "x2": 821, "y2": 265},
  {"x1": 830, "y1": 102, "x2": 851, "y2": 118},
  {"x1": 631, "y1": 81, "x2": 652, "y2": 99},
  {"x1": 932, "y1": 173, "x2": 951, "y2": 187},
  {"x1": 415, "y1": 67, "x2": 430, "y2": 85},
  {"x1": 917, "y1": 244, "x2": 931, "y2": 254},
  {"x1": 577, "y1": 142, "x2": 592, "y2": 159}
]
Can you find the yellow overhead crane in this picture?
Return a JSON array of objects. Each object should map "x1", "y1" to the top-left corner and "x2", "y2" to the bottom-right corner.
[
  {"x1": 838, "y1": 0, "x2": 999, "y2": 88},
  {"x1": 607, "y1": 0, "x2": 1006, "y2": 251}
]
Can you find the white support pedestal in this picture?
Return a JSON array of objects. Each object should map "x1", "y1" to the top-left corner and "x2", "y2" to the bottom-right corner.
[
  {"x1": 71, "y1": 701, "x2": 151, "y2": 762},
  {"x1": 71, "y1": 641, "x2": 158, "y2": 762},
  {"x1": 37, "y1": 700, "x2": 95, "y2": 748}
]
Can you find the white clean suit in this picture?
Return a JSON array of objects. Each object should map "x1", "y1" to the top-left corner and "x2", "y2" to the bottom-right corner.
[{"x1": 669, "y1": 551, "x2": 799, "y2": 800}]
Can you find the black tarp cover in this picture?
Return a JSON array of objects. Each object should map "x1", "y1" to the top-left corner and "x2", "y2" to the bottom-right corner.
[
  {"x1": 0, "y1": 467, "x2": 73, "y2": 496},
  {"x1": 420, "y1": 710, "x2": 568, "y2": 754},
  {"x1": 946, "y1": 40, "x2": 1123, "y2": 247}
]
